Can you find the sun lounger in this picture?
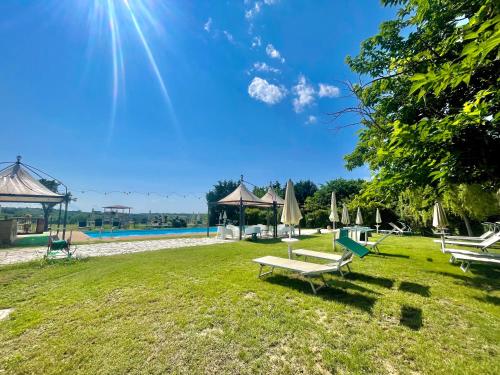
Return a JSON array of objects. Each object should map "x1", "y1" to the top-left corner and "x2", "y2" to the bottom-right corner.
[
  {"x1": 46, "y1": 231, "x2": 76, "y2": 259},
  {"x1": 335, "y1": 236, "x2": 370, "y2": 258},
  {"x1": 253, "y1": 255, "x2": 343, "y2": 294},
  {"x1": 449, "y1": 252, "x2": 500, "y2": 272},
  {"x1": 357, "y1": 229, "x2": 395, "y2": 253},
  {"x1": 445, "y1": 230, "x2": 494, "y2": 242},
  {"x1": 388, "y1": 222, "x2": 412, "y2": 236},
  {"x1": 434, "y1": 233, "x2": 500, "y2": 252},
  {"x1": 292, "y1": 249, "x2": 353, "y2": 276}
]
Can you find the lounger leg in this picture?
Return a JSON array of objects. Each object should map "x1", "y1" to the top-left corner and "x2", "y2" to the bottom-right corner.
[
  {"x1": 258, "y1": 265, "x2": 274, "y2": 278},
  {"x1": 460, "y1": 261, "x2": 470, "y2": 273}
]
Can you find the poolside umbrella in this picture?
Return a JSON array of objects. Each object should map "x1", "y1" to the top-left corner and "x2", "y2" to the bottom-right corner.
[
  {"x1": 219, "y1": 212, "x2": 223, "y2": 224},
  {"x1": 355, "y1": 207, "x2": 363, "y2": 226},
  {"x1": 281, "y1": 179, "x2": 302, "y2": 257},
  {"x1": 329, "y1": 192, "x2": 339, "y2": 229},
  {"x1": 341, "y1": 204, "x2": 350, "y2": 226},
  {"x1": 375, "y1": 208, "x2": 382, "y2": 233},
  {"x1": 329, "y1": 192, "x2": 339, "y2": 250},
  {"x1": 223, "y1": 210, "x2": 227, "y2": 224},
  {"x1": 432, "y1": 201, "x2": 448, "y2": 251}
]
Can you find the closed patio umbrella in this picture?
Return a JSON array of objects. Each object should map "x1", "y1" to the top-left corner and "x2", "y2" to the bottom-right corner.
[
  {"x1": 281, "y1": 179, "x2": 303, "y2": 258},
  {"x1": 329, "y1": 192, "x2": 339, "y2": 249},
  {"x1": 433, "y1": 201, "x2": 448, "y2": 250},
  {"x1": 329, "y1": 192, "x2": 339, "y2": 229},
  {"x1": 355, "y1": 207, "x2": 363, "y2": 226},
  {"x1": 375, "y1": 208, "x2": 382, "y2": 233},
  {"x1": 341, "y1": 204, "x2": 350, "y2": 226}
]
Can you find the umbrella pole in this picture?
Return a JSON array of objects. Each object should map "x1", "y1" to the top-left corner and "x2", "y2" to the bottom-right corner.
[
  {"x1": 332, "y1": 221, "x2": 336, "y2": 251},
  {"x1": 273, "y1": 202, "x2": 277, "y2": 238}
]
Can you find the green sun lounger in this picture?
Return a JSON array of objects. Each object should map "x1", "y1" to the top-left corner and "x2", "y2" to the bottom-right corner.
[{"x1": 336, "y1": 236, "x2": 370, "y2": 258}]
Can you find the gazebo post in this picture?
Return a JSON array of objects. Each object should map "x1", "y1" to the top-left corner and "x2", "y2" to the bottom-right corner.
[
  {"x1": 62, "y1": 195, "x2": 69, "y2": 240},
  {"x1": 239, "y1": 197, "x2": 243, "y2": 241}
]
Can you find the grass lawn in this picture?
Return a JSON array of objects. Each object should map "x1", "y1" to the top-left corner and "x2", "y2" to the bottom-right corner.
[{"x1": 0, "y1": 234, "x2": 499, "y2": 374}]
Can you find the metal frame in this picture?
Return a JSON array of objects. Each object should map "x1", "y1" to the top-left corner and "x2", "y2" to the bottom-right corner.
[{"x1": 256, "y1": 263, "x2": 329, "y2": 295}]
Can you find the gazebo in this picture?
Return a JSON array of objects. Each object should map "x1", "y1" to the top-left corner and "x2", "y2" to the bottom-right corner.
[
  {"x1": 103, "y1": 205, "x2": 132, "y2": 228},
  {"x1": 259, "y1": 185, "x2": 285, "y2": 238},
  {"x1": 209, "y1": 177, "x2": 285, "y2": 240},
  {"x1": 0, "y1": 156, "x2": 68, "y2": 239}
]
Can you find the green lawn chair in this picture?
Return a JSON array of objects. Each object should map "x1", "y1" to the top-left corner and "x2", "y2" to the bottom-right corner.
[{"x1": 46, "y1": 231, "x2": 76, "y2": 259}]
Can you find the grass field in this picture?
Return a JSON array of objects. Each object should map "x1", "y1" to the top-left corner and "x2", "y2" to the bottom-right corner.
[{"x1": 0, "y1": 234, "x2": 499, "y2": 374}]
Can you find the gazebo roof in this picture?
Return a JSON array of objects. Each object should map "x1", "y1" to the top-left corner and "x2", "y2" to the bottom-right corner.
[
  {"x1": 260, "y1": 186, "x2": 285, "y2": 206},
  {"x1": 0, "y1": 162, "x2": 65, "y2": 204},
  {"x1": 217, "y1": 183, "x2": 268, "y2": 206}
]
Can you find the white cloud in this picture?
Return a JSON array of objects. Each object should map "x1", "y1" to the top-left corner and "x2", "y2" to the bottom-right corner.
[
  {"x1": 266, "y1": 44, "x2": 285, "y2": 63},
  {"x1": 292, "y1": 75, "x2": 315, "y2": 113},
  {"x1": 223, "y1": 30, "x2": 235, "y2": 43},
  {"x1": 263, "y1": 0, "x2": 278, "y2": 4},
  {"x1": 318, "y1": 83, "x2": 340, "y2": 98},
  {"x1": 251, "y1": 36, "x2": 262, "y2": 48},
  {"x1": 245, "y1": 1, "x2": 262, "y2": 19},
  {"x1": 203, "y1": 17, "x2": 212, "y2": 33},
  {"x1": 253, "y1": 62, "x2": 280, "y2": 73},
  {"x1": 248, "y1": 77, "x2": 287, "y2": 105},
  {"x1": 306, "y1": 115, "x2": 317, "y2": 124}
]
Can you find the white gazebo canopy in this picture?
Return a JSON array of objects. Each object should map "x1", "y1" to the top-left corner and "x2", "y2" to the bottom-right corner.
[
  {"x1": 0, "y1": 161, "x2": 65, "y2": 204},
  {"x1": 217, "y1": 182, "x2": 268, "y2": 207},
  {"x1": 260, "y1": 186, "x2": 285, "y2": 206}
]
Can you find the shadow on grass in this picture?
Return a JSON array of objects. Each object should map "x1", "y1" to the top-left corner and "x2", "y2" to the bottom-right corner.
[
  {"x1": 264, "y1": 275, "x2": 376, "y2": 314},
  {"x1": 253, "y1": 235, "x2": 316, "y2": 245},
  {"x1": 428, "y1": 270, "x2": 500, "y2": 289},
  {"x1": 473, "y1": 295, "x2": 500, "y2": 306},
  {"x1": 372, "y1": 252, "x2": 410, "y2": 259},
  {"x1": 400, "y1": 305, "x2": 422, "y2": 330},
  {"x1": 333, "y1": 279, "x2": 382, "y2": 296},
  {"x1": 399, "y1": 281, "x2": 430, "y2": 297},
  {"x1": 427, "y1": 258, "x2": 433, "y2": 262},
  {"x1": 344, "y1": 272, "x2": 394, "y2": 289}
]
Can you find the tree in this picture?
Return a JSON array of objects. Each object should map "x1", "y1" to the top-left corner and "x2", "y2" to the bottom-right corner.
[
  {"x1": 293, "y1": 180, "x2": 318, "y2": 205},
  {"x1": 303, "y1": 178, "x2": 365, "y2": 227},
  {"x1": 206, "y1": 180, "x2": 239, "y2": 225},
  {"x1": 39, "y1": 178, "x2": 61, "y2": 231},
  {"x1": 337, "y1": 0, "x2": 499, "y2": 204}
]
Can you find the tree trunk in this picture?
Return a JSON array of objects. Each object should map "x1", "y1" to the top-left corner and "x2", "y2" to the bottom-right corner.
[{"x1": 462, "y1": 214, "x2": 473, "y2": 237}]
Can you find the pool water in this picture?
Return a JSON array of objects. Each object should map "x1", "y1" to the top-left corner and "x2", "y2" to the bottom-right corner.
[{"x1": 84, "y1": 227, "x2": 217, "y2": 239}]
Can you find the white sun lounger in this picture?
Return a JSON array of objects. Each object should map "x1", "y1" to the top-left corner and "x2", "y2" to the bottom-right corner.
[
  {"x1": 445, "y1": 230, "x2": 494, "y2": 242},
  {"x1": 388, "y1": 222, "x2": 412, "y2": 236},
  {"x1": 253, "y1": 255, "x2": 342, "y2": 294},
  {"x1": 449, "y1": 252, "x2": 500, "y2": 272},
  {"x1": 291, "y1": 249, "x2": 352, "y2": 276},
  {"x1": 434, "y1": 233, "x2": 500, "y2": 252}
]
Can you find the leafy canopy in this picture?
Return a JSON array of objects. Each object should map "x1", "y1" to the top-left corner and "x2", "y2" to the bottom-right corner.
[{"x1": 344, "y1": 0, "x2": 499, "y2": 202}]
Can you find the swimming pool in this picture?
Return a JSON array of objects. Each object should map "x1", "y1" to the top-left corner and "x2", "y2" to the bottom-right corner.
[{"x1": 84, "y1": 227, "x2": 217, "y2": 239}]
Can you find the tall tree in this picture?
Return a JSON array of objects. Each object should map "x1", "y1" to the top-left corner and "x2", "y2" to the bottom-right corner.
[
  {"x1": 338, "y1": 0, "x2": 499, "y2": 204},
  {"x1": 293, "y1": 180, "x2": 318, "y2": 205},
  {"x1": 206, "y1": 180, "x2": 239, "y2": 225},
  {"x1": 39, "y1": 179, "x2": 60, "y2": 231}
]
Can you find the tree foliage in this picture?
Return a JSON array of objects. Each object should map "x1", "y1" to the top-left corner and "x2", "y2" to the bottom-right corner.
[
  {"x1": 304, "y1": 179, "x2": 366, "y2": 227},
  {"x1": 206, "y1": 180, "x2": 239, "y2": 225},
  {"x1": 342, "y1": 0, "x2": 499, "y2": 203}
]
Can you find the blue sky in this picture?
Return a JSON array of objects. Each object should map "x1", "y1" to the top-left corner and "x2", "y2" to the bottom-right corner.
[{"x1": 0, "y1": 0, "x2": 395, "y2": 213}]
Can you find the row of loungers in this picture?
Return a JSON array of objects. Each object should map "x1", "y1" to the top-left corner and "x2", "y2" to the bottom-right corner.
[
  {"x1": 253, "y1": 232, "x2": 370, "y2": 294},
  {"x1": 435, "y1": 232, "x2": 500, "y2": 272}
]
